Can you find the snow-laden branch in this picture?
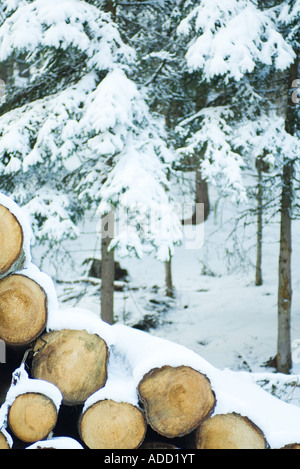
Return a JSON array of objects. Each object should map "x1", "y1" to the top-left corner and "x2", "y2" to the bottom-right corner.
[{"x1": 178, "y1": 0, "x2": 295, "y2": 81}]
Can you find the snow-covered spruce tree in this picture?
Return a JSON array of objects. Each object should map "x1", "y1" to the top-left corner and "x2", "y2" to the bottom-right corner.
[
  {"x1": 116, "y1": 1, "x2": 210, "y2": 226},
  {"x1": 75, "y1": 67, "x2": 182, "y2": 322},
  {"x1": 0, "y1": 0, "x2": 134, "y2": 248},
  {"x1": 175, "y1": 0, "x2": 295, "y2": 202},
  {"x1": 113, "y1": 0, "x2": 196, "y2": 297},
  {"x1": 0, "y1": 0, "x2": 182, "y2": 322}
]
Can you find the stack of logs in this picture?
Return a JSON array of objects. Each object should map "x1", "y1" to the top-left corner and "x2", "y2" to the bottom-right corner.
[{"x1": 0, "y1": 197, "x2": 299, "y2": 450}]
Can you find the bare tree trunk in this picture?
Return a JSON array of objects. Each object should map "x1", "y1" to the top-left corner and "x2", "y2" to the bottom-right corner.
[
  {"x1": 104, "y1": 0, "x2": 117, "y2": 19},
  {"x1": 183, "y1": 168, "x2": 210, "y2": 225},
  {"x1": 165, "y1": 257, "x2": 174, "y2": 298},
  {"x1": 196, "y1": 168, "x2": 210, "y2": 222},
  {"x1": 255, "y1": 157, "x2": 263, "y2": 286},
  {"x1": 276, "y1": 55, "x2": 298, "y2": 373},
  {"x1": 277, "y1": 160, "x2": 293, "y2": 374},
  {"x1": 101, "y1": 211, "x2": 115, "y2": 325}
]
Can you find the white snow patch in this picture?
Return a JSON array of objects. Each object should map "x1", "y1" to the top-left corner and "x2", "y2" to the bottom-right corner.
[
  {"x1": 26, "y1": 437, "x2": 83, "y2": 450},
  {"x1": 0, "y1": 365, "x2": 62, "y2": 440},
  {"x1": 16, "y1": 263, "x2": 59, "y2": 316},
  {"x1": 3, "y1": 365, "x2": 62, "y2": 411},
  {"x1": 46, "y1": 306, "x2": 115, "y2": 346}
]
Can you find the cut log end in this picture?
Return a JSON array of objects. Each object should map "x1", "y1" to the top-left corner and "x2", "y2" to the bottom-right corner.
[
  {"x1": 32, "y1": 329, "x2": 108, "y2": 405},
  {"x1": 0, "y1": 204, "x2": 24, "y2": 278},
  {"x1": 138, "y1": 365, "x2": 216, "y2": 439},
  {"x1": 0, "y1": 274, "x2": 47, "y2": 346},
  {"x1": 195, "y1": 413, "x2": 267, "y2": 449},
  {"x1": 0, "y1": 432, "x2": 11, "y2": 449},
  {"x1": 80, "y1": 400, "x2": 146, "y2": 449},
  {"x1": 8, "y1": 392, "x2": 58, "y2": 443}
]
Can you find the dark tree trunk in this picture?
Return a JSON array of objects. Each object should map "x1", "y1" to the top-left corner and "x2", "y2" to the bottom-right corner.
[
  {"x1": 101, "y1": 211, "x2": 115, "y2": 325},
  {"x1": 255, "y1": 157, "x2": 263, "y2": 286},
  {"x1": 104, "y1": 0, "x2": 117, "y2": 19},
  {"x1": 276, "y1": 55, "x2": 298, "y2": 374},
  {"x1": 165, "y1": 257, "x2": 174, "y2": 298},
  {"x1": 183, "y1": 169, "x2": 210, "y2": 225},
  {"x1": 277, "y1": 160, "x2": 293, "y2": 374}
]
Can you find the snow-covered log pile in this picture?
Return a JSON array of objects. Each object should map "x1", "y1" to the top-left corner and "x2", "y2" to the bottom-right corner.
[{"x1": 1, "y1": 194, "x2": 300, "y2": 450}]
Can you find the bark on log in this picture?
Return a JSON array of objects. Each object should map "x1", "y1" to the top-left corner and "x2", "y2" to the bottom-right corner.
[
  {"x1": 79, "y1": 399, "x2": 147, "y2": 449},
  {"x1": 195, "y1": 413, "x2": 267, "y2": 449},
  {"x1": 138, "y1": 365, "x2": 216, "y2": 438},
  {"x1": 0, "y1": 431, "x2": 11, "y2": 449},
  {"x1": 0, "y1": 204, "x2": 24, "y2": 279},
  {"x1": 8, "y1": 392, "x2": 58, "y2": 443},
  {"x1": 281, "y1": 443, "x2": 300, "y2": 449},
  {"x1": 31, "y1": 329, "x2": 108, "y2": 405},
  {"x1": 0, "y1": 274, "x2": 47, "y2": 346},
  {"x1": 140, "y1": 442, "x2": 178, "y2": 449}
]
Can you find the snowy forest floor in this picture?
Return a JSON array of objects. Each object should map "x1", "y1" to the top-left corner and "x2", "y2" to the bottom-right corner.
[{"x1": 31, "y1": 187, "x2": 300, "y2": 409}]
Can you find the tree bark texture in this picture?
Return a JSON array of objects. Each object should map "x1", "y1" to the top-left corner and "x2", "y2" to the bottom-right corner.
[
  {"x1": 165, "y1": 258, "x2": 174, "y2": 298},
  {"x1": 104, "y1": 0, "x2": 117, "y2": 19},
  {"x1": 255, "y1": 157, "x2": 263, "y2": 286},
  {"x1": 277, "y1": 160, "x2": 293, "y2": 374},
  {"x1": 101, "y1": 211, "x2": 115, "y2": 325},
  {"x1": 276, "y1": 54, "x2": 298, "y2": 374},
  {"x1": 182, "y1": 169, "x2": 210, "y2": 225}
]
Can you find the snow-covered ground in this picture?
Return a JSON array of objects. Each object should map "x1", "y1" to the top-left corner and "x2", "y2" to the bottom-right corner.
[{"x1": 31, "y1": 187, "x2": 300, "y2": 408}]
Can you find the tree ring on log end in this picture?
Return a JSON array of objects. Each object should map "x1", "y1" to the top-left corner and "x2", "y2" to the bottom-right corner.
[
  {"x1": 0, "y1": 274, "x2": 47, "y2": 346},
  {"x1": 8, "y1": 392, "x2": 58, "y2": 443},
  {"x1": 138, "y1": 365, "x2": 216, "y2": 438},
  {"x1": 31, "y1": 329, "x2": 108, "y2": 405},
  {"x1": 80, "y1": 399, "x2": 147, "y2": 449},
  {"x1": 0, "y1": 204, "x2": 23, "y2": 277},
  {"x1": 195, "y1": 413, "x2": 268, "y2": 449}
]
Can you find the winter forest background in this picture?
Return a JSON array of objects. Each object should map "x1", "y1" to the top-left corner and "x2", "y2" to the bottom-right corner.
[{"x1": 0, "y1": 0, "x2": 299, "y2": 403}]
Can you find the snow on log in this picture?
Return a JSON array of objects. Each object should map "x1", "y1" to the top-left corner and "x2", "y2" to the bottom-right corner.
[
  {"x1": 138, "y1": 365, "x2": 215, "y2": 438},
  {"x1": 26, "y1": 437, "x2": 84, "y2": 450},
  {"x1": 80, "y1": 399, "x2": 146, "y2": 449},
  {"x1": 110, "y1": 324, "x2": 300, "y2": 448},
  {"x1": 79, "y1": 349, "x2": 147, "y2": 449},
  {"x1": 0, "y1": 194, "x2": 31, "y2": 279},
  {"x1": 111, "y1": 324, "x2": 216, "y2": 438},
  {"x1": 0, "y1": 365, "x2": 62, "y2": 446},
  {"x1": 4, "y1": 304, "x2": 300, "y2": 449},
  {"x1": 195, "y1": 413, "x2": 267, "y2": 449},
  {"x1": 31, "y1": 328, "x2": 109, "y2": 405},
  {"x1": 0, "y1": 273, "x2": 48, "y2": 346}
]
